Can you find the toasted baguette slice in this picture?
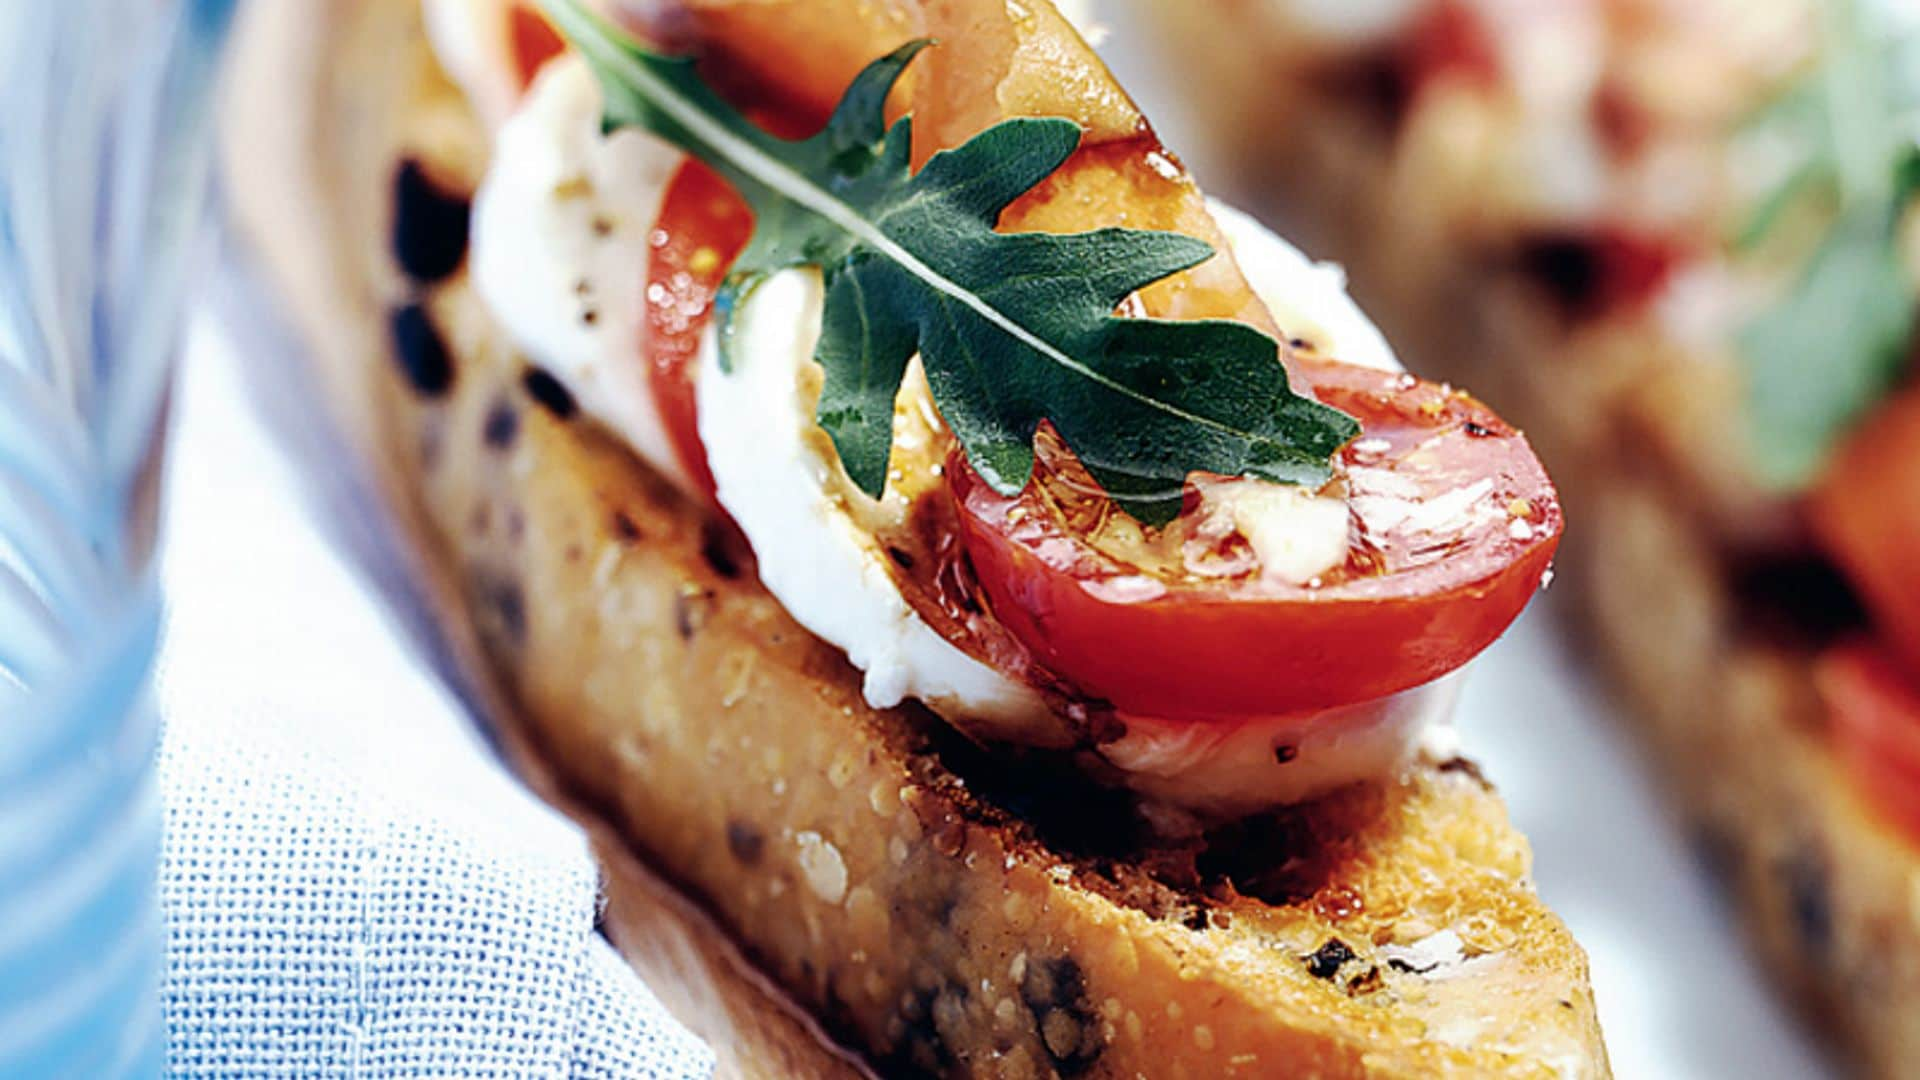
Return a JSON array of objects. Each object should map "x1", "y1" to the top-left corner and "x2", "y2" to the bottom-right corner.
[
  {"x1": 219, "y1": 2, "x2": 1609, "y2": 1075},
  {"x1": 1126, "y1": 4, "x2": 1920, "y2": 1074}
]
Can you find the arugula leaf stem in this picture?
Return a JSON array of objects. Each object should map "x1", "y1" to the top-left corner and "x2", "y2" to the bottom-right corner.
[
  {"x1": 541, "y1": 0, "x2": 1357, "y2": 521},
  {"x1": 541, "y1": 0, "x2": 1262, "y2": 442},
  {"x1": 540, "y1": 0, "x2": 1304, "y2": 450}
]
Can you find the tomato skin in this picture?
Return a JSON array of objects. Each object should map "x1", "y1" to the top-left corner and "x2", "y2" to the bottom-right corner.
[
  {"x1": 508, "y1": 4, "x2": 566, "y2": 89},
  {"x1": 1812, "y1": 382, "x2": 1920, "y2": 674},
  {"x1": 950, "y1": 358, "x2": 1563, "y2": 719},
  {"x1": 492, "y1": 10, "x2": 746, "y2": 497},
  {"x1": 644, "y1": 159, "x2": 754, "y2": 498},
  {"x1": 1819, "y1": 641, "x2": 1920, "y2": 844}
]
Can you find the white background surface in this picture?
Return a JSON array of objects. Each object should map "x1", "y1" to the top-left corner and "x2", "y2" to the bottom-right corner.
[{"x1": 159, "y1": 15, "x2": 1837, "y2": 1076}]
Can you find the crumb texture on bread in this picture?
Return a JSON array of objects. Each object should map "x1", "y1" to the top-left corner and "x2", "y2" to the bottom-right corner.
[{"x1": 222, "y1": 2, "x2": 1611, "y2": 1075}]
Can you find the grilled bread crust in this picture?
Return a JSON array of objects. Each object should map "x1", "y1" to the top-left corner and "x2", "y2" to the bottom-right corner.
[
  {"x1": 220, "y1": 2, "x2": 1610, "y2": 1075},
  {"x1": 1130, "y1": 6, "x2": 1920, "y2": 1074}
]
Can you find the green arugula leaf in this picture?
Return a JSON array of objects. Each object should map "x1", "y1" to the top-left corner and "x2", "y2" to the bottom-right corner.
[
  {"x1": 540, "y1": 0, "x2": 1357, "y2": 524},
  {"x1": 1736, "y1": 0, "x2": 1920, "y2": 487},
  {"x1": 1742, "y1": 201, "x2": 1913, "y2": 484}
]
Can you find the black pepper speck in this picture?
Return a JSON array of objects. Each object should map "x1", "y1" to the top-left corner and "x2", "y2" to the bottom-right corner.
[
  {"x1": 726, "y1": 820, "x2": 764, "y2": 864},
  {"x1": 1305, "y1": 938, "x2": 1356, "y2": 980}
]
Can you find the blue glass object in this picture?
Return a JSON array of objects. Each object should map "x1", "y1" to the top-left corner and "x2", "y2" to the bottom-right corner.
[{"x1": 0, "y1": 1, "x2": 233, "y2": 1075}]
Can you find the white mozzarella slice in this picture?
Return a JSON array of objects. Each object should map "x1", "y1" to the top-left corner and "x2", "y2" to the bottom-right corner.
[
  {"x1": 694, "y1": 270, "x2": 1062, "y2": 736},
  {"x1": 471, "y1": 58, "x2": 694, "y2": 492}
]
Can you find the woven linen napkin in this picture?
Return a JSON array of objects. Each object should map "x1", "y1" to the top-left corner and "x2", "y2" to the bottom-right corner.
[{"x1": 152, "y1": 309, "x2": 714, "y2": 1079}]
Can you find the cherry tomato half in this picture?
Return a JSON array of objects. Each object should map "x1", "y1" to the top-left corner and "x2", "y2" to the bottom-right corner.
[
  {"x1": 949, "y1": 356, "x2": 1563, "y2": 719},
  {"x1": 1818, "y1": 641, "x2": 1920, "y2": 845},
  {"x1": 643, "y1": 158, "x2": 754, "y2": 498},
  {"x1": 1813, "y1": 380, "x2": 1920, "y2": 675},
  {"x1": 508, "y1": 4, "x2": 565, "y2": 90}
]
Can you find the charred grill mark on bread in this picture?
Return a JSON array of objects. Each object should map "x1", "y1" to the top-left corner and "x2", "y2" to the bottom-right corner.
[
  {"x1": 482, "y1": 396, "x2": 520, "y2": 449},
  {"x1": 520, "y1": 365, "x2": 577, "y2": 419},
  {"x1": 1780, "y1": 843, "x2": 1835, "y2": 964},
  {"x1": 470, "y1": 569, "x2": 528, "y2": 649},
  {"x1": 389, "y1": 301, "x2": 455, "y2": 397},
  {"x1": 392, "y1": 157, "x2": 471, "y2": 283}
]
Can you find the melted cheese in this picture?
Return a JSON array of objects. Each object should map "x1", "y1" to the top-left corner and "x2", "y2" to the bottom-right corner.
[{"x1": 694, "y1": 269, "x2": 1059, "y2": 731}]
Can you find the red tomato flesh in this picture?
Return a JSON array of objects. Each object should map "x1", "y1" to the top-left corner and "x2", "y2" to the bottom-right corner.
[
  {"x1": 508, "y1": 4, "x2": 566, "y2": 89},
  {"x1": 510, "y1": 12, "x2": 758, "y2": 500},
  {"x1": 1819, "y1": 641, "x2": 1920, "y2": 844},
  {"x1": 950, "y1": 356, "x2": 1563, "y2": 719},
  {"x1": 644, "y1": 158, "x2": 754, "y2": 498}
]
